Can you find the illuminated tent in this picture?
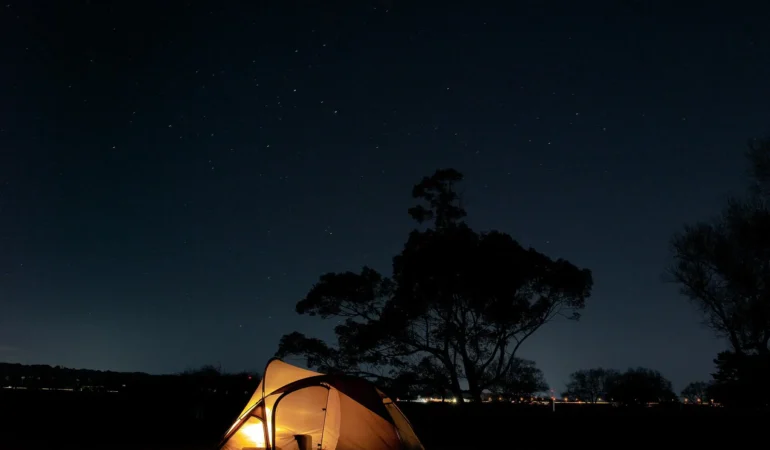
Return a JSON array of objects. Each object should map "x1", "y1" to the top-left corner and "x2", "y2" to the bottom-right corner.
[{"x1": 220, "y1": 358, "x2": 425, "y2": 450}]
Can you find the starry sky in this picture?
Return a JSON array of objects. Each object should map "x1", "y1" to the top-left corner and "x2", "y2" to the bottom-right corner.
[{"x1": 1, "y1": 1, "x2": 769, "y2": 392}]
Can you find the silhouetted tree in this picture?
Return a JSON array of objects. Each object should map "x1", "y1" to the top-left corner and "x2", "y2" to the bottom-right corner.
[
  {"x1": 709, "y1": 351, "x2": 770, "y2": 408},
  {"x1": 680, "y1": 380, "x2": 711, "y2": 403},
  {"x1": 487, "y1": 358, "x2": 549, "y2": 400},
  {"x1": 607, "y1": 367, "x2": 677, "y2": 406},
  {"x1": 182, "y1": 364, "x2": 222, "y2": 377},
  {"x1": 668, "y1": 138, "x2": 770, "y2": 356},
  {"x1": 406, "y1": 168, "x2": 467, "y2": 229},
  {"x1": 562, "y1": 368, "x2": 619, "y2": 403},
  {"x1": 277, "y1": 169, "x2": 593, "y2": 403}
]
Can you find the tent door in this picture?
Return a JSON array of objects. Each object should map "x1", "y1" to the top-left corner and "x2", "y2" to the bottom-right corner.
[{"x1": 271, "y1": 386, "x2": 332, "y2": 450}]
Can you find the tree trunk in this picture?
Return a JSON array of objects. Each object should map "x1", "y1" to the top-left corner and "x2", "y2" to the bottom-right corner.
[
  {"x1": 449, "y1": 375, "x2": 464, "y2": 403},
  {"x1": 464, "y1": 370, "x2": 483, "y2": 403},
  {"x1": 458, "y1": 349, "x2": 482, "y2": 403},
  {"x1": 728, "y1": 329, "x2": 744, "y2": 355},
  {"x1": 440, "y1": 352, "x2": 465, "y2": 403},
  {"x1": 451, "y1": 387, "x2": 465, "y2": 403}
]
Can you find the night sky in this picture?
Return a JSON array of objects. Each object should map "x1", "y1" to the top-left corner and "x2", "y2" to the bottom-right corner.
[{"x1": 2, "y1": 1, "x2": 769, "y2": 392}]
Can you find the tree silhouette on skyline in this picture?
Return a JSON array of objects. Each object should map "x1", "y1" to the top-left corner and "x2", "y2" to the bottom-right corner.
[{"x1": 277, "y1": 168, "x2": 593, "y2": 402}]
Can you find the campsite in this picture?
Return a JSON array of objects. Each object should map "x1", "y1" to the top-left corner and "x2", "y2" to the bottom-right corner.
[
  {"x1": 0, "y1": 359, "x2": 762, "y2": 450},
  {"x1": 0, "y1": 386, "x2": 760, "y2": 450},
  {"x1": 4, "y1": 3, "x2": 770, "y2": 449}
]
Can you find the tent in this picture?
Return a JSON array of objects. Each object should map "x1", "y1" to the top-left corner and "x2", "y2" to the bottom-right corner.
[{"x1": 220, "y1": 358, "x2": 425, "y2": 450}]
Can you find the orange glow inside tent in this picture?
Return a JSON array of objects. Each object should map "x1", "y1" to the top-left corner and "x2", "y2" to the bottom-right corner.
[{"x1": 219, "y1": 358, "x2": 424, "y2": 450}]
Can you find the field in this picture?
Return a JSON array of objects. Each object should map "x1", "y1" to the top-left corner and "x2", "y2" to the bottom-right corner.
[{"x1": 0, "y1": 389, "x2": 764, "y2": 449}]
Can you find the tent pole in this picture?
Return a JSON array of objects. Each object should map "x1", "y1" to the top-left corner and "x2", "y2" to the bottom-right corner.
[
  {"x1": 260, "y1": 404, "x2": 270, "y2": 450},
  {"x1": 318, "y1": 388, "x2": 331, "y2": 450}
]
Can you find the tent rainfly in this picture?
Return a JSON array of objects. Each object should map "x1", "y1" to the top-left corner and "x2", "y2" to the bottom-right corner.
[{"x1": 220, "y1": 358, "x2": 425, "y2": 450}]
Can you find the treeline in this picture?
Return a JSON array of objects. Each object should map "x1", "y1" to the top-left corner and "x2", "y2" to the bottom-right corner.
[
  {"x1": 683, "y1": 352, "x2": 770, "y2": 408},
  {"x1": 562, "y1": 367, "x2": 676, "y2": 405},
  {"x1": 0, "y1": 362, "x2": 260, "y2": 397},
  {"x1": 0, "y1": 362, "x2": 153, "y2": 391},
  {"x1": 274, "y1": 136, "x2": 770, "y2": 410}
]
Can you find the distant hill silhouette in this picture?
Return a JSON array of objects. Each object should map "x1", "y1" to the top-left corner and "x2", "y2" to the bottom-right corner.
[{"x1": 0, "y1": 361, "x2": 259, "y2": 394}]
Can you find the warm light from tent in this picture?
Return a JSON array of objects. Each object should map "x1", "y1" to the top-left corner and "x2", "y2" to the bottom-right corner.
[
  {"x1": 264, "y1": 407, "x2": 275, "y2": 440},
  {"x1": 240, "y1": 423, "x2": 266, "y2": 448},
  {"x1": 235, "y1": 409, "x2": 281, "y2": 450}
]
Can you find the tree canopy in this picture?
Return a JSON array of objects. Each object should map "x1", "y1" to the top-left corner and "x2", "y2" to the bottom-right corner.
[
  {"x1": 562, "y1": 367, "x2": 618, "y2": 403},
  {"x1": 487, "y1": 358, "x2": 549, "y2": 400},
  {"x1": 562, "y1": 367, "x2": 676, "y2": 405},
  {"x1": 277, "y1": 168, "x2": 593, "y2": 402},
  {"x1": 606, "y1": 367, "x2": 677, "y2": 406},
  {"x1": 668, "y1": 138, "x2": 770, "y2": 356},
  {"x1": 680, "y1": 380, "x2": 711, "y2": 403}
]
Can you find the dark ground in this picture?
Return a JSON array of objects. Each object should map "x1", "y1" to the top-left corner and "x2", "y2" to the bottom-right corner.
[{"x1": 0, "y1": 390, "x2": 765, "y2": 449}]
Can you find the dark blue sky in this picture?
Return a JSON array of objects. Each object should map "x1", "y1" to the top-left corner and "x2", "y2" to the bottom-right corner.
[{"x1": 1, "y1": 1, "x2": 768, "y2": 392}]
